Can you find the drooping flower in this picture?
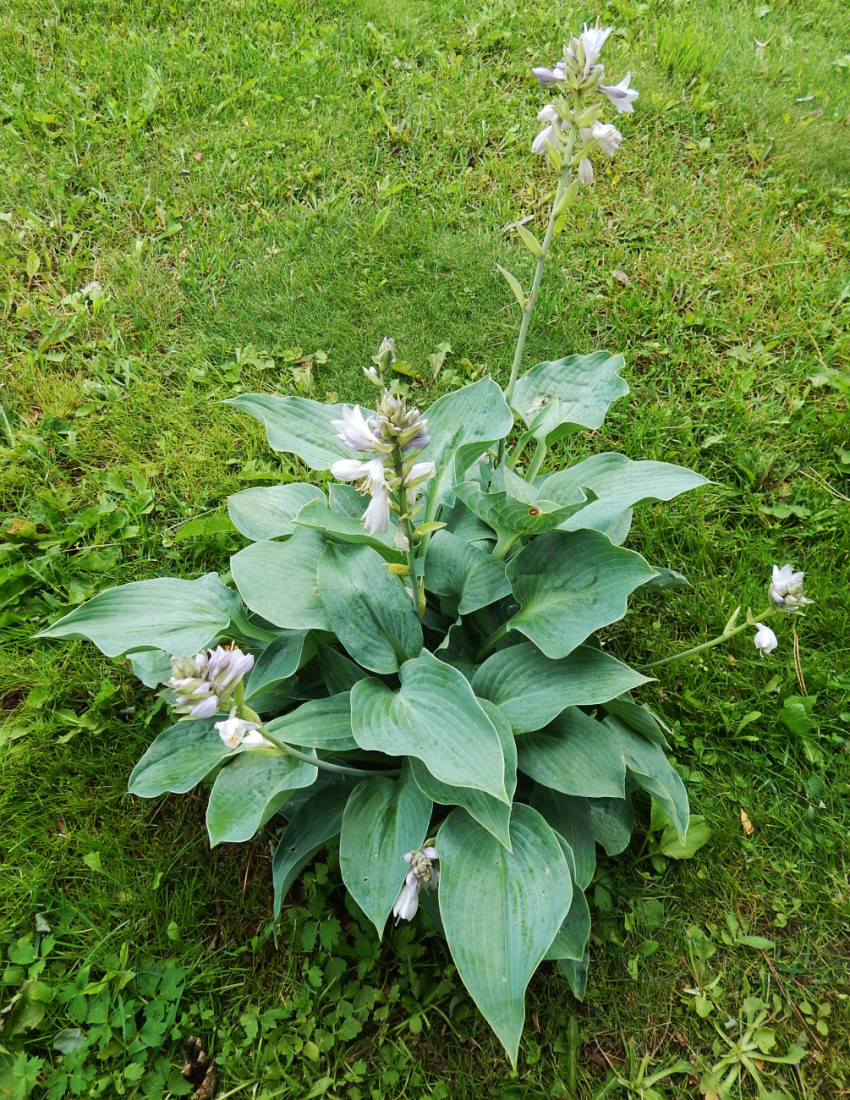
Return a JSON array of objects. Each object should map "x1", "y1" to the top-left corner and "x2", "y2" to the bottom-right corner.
[
  {"x1": 394, "y1": 525, "x2": 410, "y2": 552},
  {"x1": 577, "y1": 156, "x2": 594, "y2": 185},
  {"x1": 599, "y1": 71, "x2": 639, "y2": 113},
  {"x1": 215, "y1": 707, "x2": 274, "y2": 749},
  {"x1": 753, "y1": 623, "x2": 778, "y2": 656},
  {"x1": 532, "y1": 123, "x2": 559, "y2": 156},
  {"x1": 579, "y1": 23, "x2": 613, "y2": 73},
  {"x1": 768, "y1": 564, "x2": 810, "y2": 611},
  {"x1": 581, "y1": 120, "x2": 623, "y2": 156},
  {"x1": 532, "y1": 62, "x2": 567, "y2": 85},
  {"x1": 392, "y1": 846, "x2": 440, "y2": 922},
  {"x1": 331, "y1": 456, "x2": 392, "y2": 536},
  {"x1": 331, "y1": 405, "x2": 388, "y2": 453},
  {"x1": 169, "y1": 645, "x2": 254, "y2": 719}
]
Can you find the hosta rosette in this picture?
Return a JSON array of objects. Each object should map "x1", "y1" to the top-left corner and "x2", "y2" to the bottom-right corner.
[
  {"x1": 39, "y1": 355, "x2": 707, "y2": 1063},
  {"x1": 35, "y1": 19, "x2": 723, "y2": 1064}
]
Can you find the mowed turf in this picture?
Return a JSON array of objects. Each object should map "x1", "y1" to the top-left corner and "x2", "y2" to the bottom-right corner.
[{"x1": 1, "y1": 0, "x2": 848, "y2": 1095}]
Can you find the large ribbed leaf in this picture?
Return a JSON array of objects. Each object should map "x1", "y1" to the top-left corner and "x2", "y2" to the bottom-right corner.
[
  {"x1": 272, "y1": 779, "x2": 352, "y2": 915},
  {"x1": 339, "y1": 769, "x2": 433, "y2": 938},
  {"x1": 506, "y1": 530, "x2": 657, "y2": 659},
  {"x1": 206, "y1": 750, "x2": 317, "y2": 846},
  {"x1": 318, "y1": 543, "x2": 422, "y2": 674},
  {"x1": 420, "y1": 377, "x2": 513, "y2": 519},
  {"x1": 231, "y1": 528, "x2": 330, "y2": 631},
  {"x1": 244, "y1": 631, "x2": 313, "y2": 708},
  {"x1": 453, "y1": 471, "x2": 591, "y2": 538},
  {"x1": 517, "y1": 708, "x2": 627, "y2": 799},
  {"x1": 604, "y1": 716, "x2": 688, "y2": 842},
  {"x1": 437, "y1": 805, "x2": 571, "y2": 1066},
  {"x1": 226, "y1": 393, "x2": 350, "y2": 470},
  {"x1": 472, "y1": 642, "x2": 650, "y2": 734},
  {"x1": 38, "y1": 573, "x2": 243, "y2": 658},
  {"x1": 265, "y1": 694, "x2": 355, "y2": 750},
  {"x1": 542, "y1": 453, "x2": 708, "y2": 544},
  {"x1": 128, "y1": 719, "x2": 229, "y2": 797},
  {"x1": 531, "y1": 786, "x2": 596, "y2": 890},
  {"x1": 512, "y1": 352, "x2": 629, "y2": 444},
  {"x1": 351, "y1": 650, "x2": 508, "y2": 802},
  {"x1": 423, "y1": 529, "x2": 511, "y2": 615},
  {"x1": 294, "y1": 498, "x2": 401, "y2": 561},
  {"x1": 227, "y1": 483, "x2": 326, "y2": 541},
  {"x1": 409, "y1": 698, "x2": 516, "y2": 850},
  {"x1": 545, "y1": 888, "x2": 591, "y2": 963}
]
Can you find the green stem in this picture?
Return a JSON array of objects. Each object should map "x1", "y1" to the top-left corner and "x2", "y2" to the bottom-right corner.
[
  {"x1": 260, "y1": 729, "x2": 400, "y2": 778},
  {"x1": 497, "y1": 106, "x2": 581, "y2": 467},
  {"x1": 638, "y1": 606, "x2": 777, "y2": 671},
  {"x1": 525, "y1": 439, "x2": 548, "y2": 483},
  {"x1": 391, "y1": 446, "x2": 422, "y2": 620},
  {"x1": 475, "y1": 621, "x2": 509, "y2": 662}
]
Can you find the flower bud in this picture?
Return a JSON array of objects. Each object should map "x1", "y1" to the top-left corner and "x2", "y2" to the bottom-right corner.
[{"x1": 753, "y1": 623, "x2": 778, "y2": 656}]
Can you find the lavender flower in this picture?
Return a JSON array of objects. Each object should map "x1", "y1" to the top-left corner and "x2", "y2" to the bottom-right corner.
[
  {"x1": 599, "y1": 71, "x2": 639, "y2": 113},
  {"x1": 392, "y1": 846, "x2": 440, "y2": 922}
]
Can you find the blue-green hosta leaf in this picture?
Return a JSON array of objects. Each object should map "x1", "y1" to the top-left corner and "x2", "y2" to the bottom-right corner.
[
  {"x1": 512, "y1": 352, "x2": 629, "y2": 444},
  {"x1": 128, "y1": 719, "x2": 229, "y2": 797},
  {"x1": 472, "y1": 642, "x2": 650, "y2": 733},
  {"x1": 226, "y1": 393, "x2": 350, "y2": 470},
  {"x1": 244, "y1": 631, "x2": 313, "y2": 708},
  {"x1": 227, "y1": 483, "x2": 326, "y2": 541},
  {"x1": 206, "y1": 750, "x2": 317, "y2": 845},
  {"x1": 541, "y1": 453, "x2": 708, "y2": 545},
  {"x1": 639, "y1": 566, "x2": 691, "y2": 592},
  {"x1": 557, "y1": 950, "x2": 589, "y2": 1000},
  {"x1": 38, "y1": 573, "x2": 244, "y2": 658},
  {"x1": 545, "y1": 887, "x2": 591, "y2": 962},
  {"x1": 265, "y1": 693, "x2": 355, "y2": 750},
  {"x1": 440, "y1": 498, "x2": 496, "y2": 546},
  {"x1": 339, "y1": 768, "x2": 433, "y2": 938},
  {"x1": 506, "y1": 530, "x2": 657, "y2": 658},
  {"x1": 602, "y1": 694, "x2": 669, "y2": 747},
  {"x1": 295, "y1": 497, "x2": 401, "y2": 560},
  {"x1": 409, "y1": 698, "x2": 517, "y2": 850},
  {"x1": 531, "y1": 786, "x2": 596, "y2": 890},
  {"x1": 517, "y1": 708, "x2": 627, "y2": 799},
  {"x1": 453, "y1": 476, "x2": 591, "y2": 538},
  {"x1": 423, "y1": 529, "x2": 511, "y2": 615},
  {"x1": 437, "y1": 805, "x2": 571, "y2": 1066},
  {"x1": 127, "y1": 649, "x2": 174, "y2": 687},
  {"x1": 351, "y1": 650, "x2": 508, "y2": 802},
  {"x1": 603, "y1": 716, "x2": 688, "y2": 842},
  {"x1": 231, "y1": 528, "x2": 330, "y2": 631},
  {"x1": 588, "y1": 795, "x2": 634, "y2": 856},
  {"x1": 420, "y1": 377, "x2": 514, "y2": 520},
  {"x1": 272, "y1": 779, "x2": 352, "y2": 915},
  {"x1": 316, "y1": 642, "x2": 370, "y2": 694},
  {"x1": 318, "y1": 543, "x2": 422, "y2": 674}
]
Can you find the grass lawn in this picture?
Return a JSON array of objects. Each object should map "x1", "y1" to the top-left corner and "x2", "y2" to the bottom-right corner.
[{"x1": 2, "y1": 0, "x2": 849, "y2": 1095}]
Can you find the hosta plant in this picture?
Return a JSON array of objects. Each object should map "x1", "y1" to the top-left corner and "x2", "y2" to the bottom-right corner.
[{"x1": 38, "y1": 23, "x2": 804, "y2": 1063}]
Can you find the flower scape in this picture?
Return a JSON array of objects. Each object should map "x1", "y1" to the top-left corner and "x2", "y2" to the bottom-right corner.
[{"x1": 38, "y1": 22, "x2": 811, "y2": 1065}]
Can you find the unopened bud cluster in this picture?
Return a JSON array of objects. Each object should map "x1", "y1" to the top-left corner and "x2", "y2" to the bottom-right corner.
[
  {"x1": 331, "y1": 341, "x2": 435, "y2": 547},
  {"x1": 168, "y1": 645, "x2": 254, "y2": 719},
  {"x1": 531, "y1": 22, "x2": 638, "y2": 184}
]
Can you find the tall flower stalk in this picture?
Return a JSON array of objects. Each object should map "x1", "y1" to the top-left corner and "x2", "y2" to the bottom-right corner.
[{"x1": 498, "y1": 23, "x2": 638, "y2": 464}]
